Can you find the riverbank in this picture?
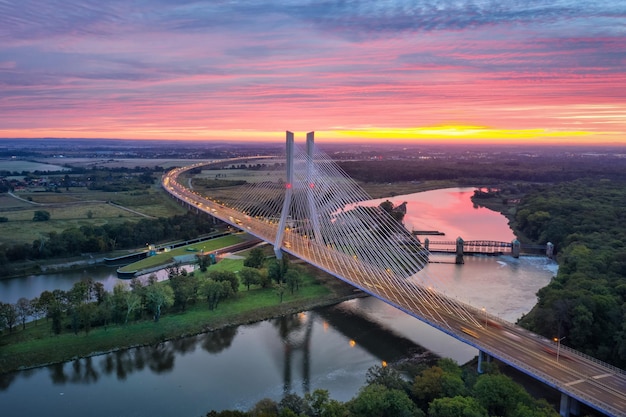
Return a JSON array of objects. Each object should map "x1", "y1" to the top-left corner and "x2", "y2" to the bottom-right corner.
[
  {"x1": 0, "y1": 266, "x2": 361, "y2": 374},
  {"x1": 2, "y1": 182, "x2": 541, "y2": 375}
]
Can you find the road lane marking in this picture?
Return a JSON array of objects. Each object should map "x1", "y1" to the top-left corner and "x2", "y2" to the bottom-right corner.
[{"x1": 565, "y1": 379, "x2": 585, "y2": 386}]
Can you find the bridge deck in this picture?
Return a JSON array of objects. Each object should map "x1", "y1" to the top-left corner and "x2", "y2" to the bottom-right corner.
[{"x1": 163, "y1": 162, "x2": 626, "y2": 417}]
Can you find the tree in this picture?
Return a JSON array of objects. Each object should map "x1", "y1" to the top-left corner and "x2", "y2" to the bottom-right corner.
[
  {"x1": 33, "y1": 210, "x2": 51, "y2": 221},
  {"x1": 278, "y1": 393, "x2": 309, "y2": 416},
  {"x1": 197, "y1": 253, "x2": 213, "y2": 272},
  {"x1": 244, "y1": 247, "x2": 266, "y2": 268},
  {"x1": 170, "y1": 273, "x2": 199, "y2": 311},
  {"x1": 110, "y1": 283, "x2": 141, "y2": 324},
  {"x1": 284, "y1": 269, "x2": 302, "y2": 295},
  {"x1": 92, "y1": 281, "x2": 106, "y2": 304},
  {"x1": 208, "y1": 270, "x2": 239, "y2": 294},
  {"x1": 268, "y1": 259, "x2": 286, "y2": 284},
  {"x1": 274, "y1": 282, "x2": 286, "y2": 303},
  {"x1": 200, "y1": 279, "x2": 224, "y2": 310},
  {"x1": 379, "y1": 200, "x2": 394, "y2": 213},
  {"x1": 472, "y1": 373, "x2": 531, "y2": 417},
  {"x1": 239, "y1": 267, "x2": 261, "y2": 290},
  {"x1": 37, "y1": 290, "x2": 54, "y2": 321},
  {"x1": 0, "y1": 302, "x2": 18, "y2": 333},
  {"x1": 250, "y1": 398, "x2": 279, "y2": 417},
  {"x1": 78, "y1": 302, "x2": 97, "y2": 335},
  {"x1": 349, "y1": 383, "x2": 422, "y2": 417},
  {"x1": 15, "y1": 297, "x2": 32, "y2": 330},
  {"x1": 146, "y1": 283, "x2": 174, "y2": 322},
  {"x1": 30, "y1": 296, "x2": 45, "y2": 325},
  {"x1": 49, "y1": 289, "x2": 67, "y2": 335},
  {"x1": 428, "y1": 396, "x2": 487, "y2": 417},
  {"x1": 412, "y1": 365, "x2": 445, "y2": 407},
  {"x1": 97, "y1": 292, "x2": 114, "y2": 330},
  {"x1": 304, "y1": 389, "x2": 348, "y2": 417},
  {"x1": 365, "y1": 364, "x2": 409, "y2": 392}
]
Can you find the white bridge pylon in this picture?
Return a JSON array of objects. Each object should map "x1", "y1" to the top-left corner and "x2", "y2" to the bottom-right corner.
[{"x1": 226, "y1": 131, "x2": 481, "y2": 329}]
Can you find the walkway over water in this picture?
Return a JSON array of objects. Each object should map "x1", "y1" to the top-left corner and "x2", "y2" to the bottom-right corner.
[{"x1": 163, "y1": 132, "x2": 626, "y2": 417}]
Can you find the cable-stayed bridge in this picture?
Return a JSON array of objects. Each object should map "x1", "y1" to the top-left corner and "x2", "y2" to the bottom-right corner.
[{"x1": 163, "y1": 132, "x2": 626, "y2": 417}]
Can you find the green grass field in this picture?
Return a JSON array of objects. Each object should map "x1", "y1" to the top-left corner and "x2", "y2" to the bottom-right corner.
[
  {"x1": 0, "y1": 160, "x2": 69, "y2": 173},
  {"x1": 117, "y1": 234, "x2": 245, "y2": 273},
  {"x1": 0, "y1": 186, "x2": 187, "y2": 246}
]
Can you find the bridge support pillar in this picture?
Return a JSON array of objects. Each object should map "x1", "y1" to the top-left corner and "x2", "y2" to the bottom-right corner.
[
  {"x1": 306, "y1": 132, "x2": 323, "y2": 244},
  {"x1": 559, "y1": 392, "x2": 580, "y2": 417},
  {"x1": 477, "y1": 350, "x2": 491, "y2": 373},
  {"x1": 511, "y1": 239, "x2": 520, "y2": 258},
  {"x1": 274, "y1": 131, "x2": 295, "y2": 259},
  {"x1": 424, "y1": 238, "x2": 429, "y2": 251},
  {"x1": 455, "y1": 237, "x2": 464, "y2": 264}
]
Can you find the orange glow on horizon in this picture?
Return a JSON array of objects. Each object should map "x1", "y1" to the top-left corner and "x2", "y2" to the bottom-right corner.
[
  {"x1": 330, "y1": 125, "x2": 598, "y2": 144},
  {"x1": 0, "y1": 124, "x2": 622, "y2": 146}
]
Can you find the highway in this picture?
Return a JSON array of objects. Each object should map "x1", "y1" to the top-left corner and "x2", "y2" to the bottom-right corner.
[{"x1": 163, "y1": 162, "x2": 626, "y2": 417}]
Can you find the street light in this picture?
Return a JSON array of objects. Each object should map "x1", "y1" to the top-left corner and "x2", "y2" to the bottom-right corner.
[
  {"x1": 553, "y1": 336, "x2": 566, "y2": 362},
  {"x1": 482, "y1": 307, "x2": 487, "y2": 326}
]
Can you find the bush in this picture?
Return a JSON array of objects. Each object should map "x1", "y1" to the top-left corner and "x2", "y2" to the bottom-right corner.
[{"x1": 33, "y1": 210, "x2": 51, "y2": 221}]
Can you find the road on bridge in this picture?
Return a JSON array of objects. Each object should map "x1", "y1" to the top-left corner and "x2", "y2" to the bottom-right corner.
[{"x1": 163, "y1": 163, "x2": 626, "y2": 417}]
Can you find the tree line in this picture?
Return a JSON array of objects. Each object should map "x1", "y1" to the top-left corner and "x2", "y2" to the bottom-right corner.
[
  {"x1": 205, "y1": 359, "x2": 560, "y2": 417},
  {"x1": 0, "y1": 213, "x2": 216, "y2": 271},
  {"x1": 338, "y1": 154, "x2": 626, "y2": 184},
  {"x1": 504, "y1": 178, "x2": 626, "y2": 368},
  {"x1": 0, "y1": 247, "x2": 302, "y2": 337}
]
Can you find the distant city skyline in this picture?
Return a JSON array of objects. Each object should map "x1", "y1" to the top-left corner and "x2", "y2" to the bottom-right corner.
[{"x1": 1, "y1": 1, "x2": 624, "y2": 145}]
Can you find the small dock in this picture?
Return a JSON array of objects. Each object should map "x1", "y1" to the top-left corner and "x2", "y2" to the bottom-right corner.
[{"x1": 412, "y1": 230, "x2": 445, "y2": 236}]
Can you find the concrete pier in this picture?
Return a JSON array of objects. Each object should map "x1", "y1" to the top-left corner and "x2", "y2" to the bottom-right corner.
[{"x1": 455, "y1": 236, "x2": 464, "y2": 264}]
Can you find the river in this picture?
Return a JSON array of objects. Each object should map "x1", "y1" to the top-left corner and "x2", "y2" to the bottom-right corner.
[{"x1": 0, "y1": 187, "x2": 557, "y2": 416}]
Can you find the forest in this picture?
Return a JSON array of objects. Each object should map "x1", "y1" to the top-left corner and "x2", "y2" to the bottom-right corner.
[
  {"x1": 338, "y1": 153, "x2": 626, "y2": 184},
  {"x1": 508, "y1": 179, "x2": 626, "y2": 367},
  {"x1": 341, "y1": 156, "x2": 626, "y2": 368}
]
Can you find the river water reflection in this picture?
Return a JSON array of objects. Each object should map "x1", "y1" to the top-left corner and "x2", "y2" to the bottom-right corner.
[{"x1": 0, "y1": 188, "x2": 558, "y2": 416}]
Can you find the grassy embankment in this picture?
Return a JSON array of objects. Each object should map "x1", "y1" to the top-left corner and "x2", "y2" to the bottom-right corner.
[
  {"x1": 116, "y1": 233, "x2": 245, "y2": 274},
  {"x1": 0, "y1": 252, "x2": 355, "y2": 374}
]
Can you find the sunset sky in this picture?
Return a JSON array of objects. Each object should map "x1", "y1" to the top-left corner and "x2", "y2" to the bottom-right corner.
[{"x1": 1, "y1": 0, "x2": 625, "y2": 145}]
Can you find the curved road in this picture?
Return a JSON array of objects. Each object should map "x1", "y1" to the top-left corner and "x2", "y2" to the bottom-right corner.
[{"x1": 163, "y1": 162, "x2": 626, "y2": 417}]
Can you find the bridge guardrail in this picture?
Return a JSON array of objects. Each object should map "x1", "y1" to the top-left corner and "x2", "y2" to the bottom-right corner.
[{"x1": 164, "y1": 162, "x2": 626, "y2": 417}]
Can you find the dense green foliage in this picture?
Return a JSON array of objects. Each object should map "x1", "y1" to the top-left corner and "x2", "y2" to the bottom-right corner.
[
  {"x1": 0, "y1": 213, "x2": 215, "y2": 263},
  {"x1": 206, "y1": 359, "x2": 559, "y2": 417},
  {"x1": 508, "y1": 179, "x2": 626, "y2": 367},
  {"x1": 0, "y1": 249, "x2": 304, "y2": 334},
  {"x1": 32, "y1": 210, "x2": 51, "y2": 221}
]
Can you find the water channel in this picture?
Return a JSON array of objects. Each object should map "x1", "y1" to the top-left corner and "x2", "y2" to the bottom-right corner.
[{"x1": 0, "y1": 188, "x2": 558, "y2": 416}]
